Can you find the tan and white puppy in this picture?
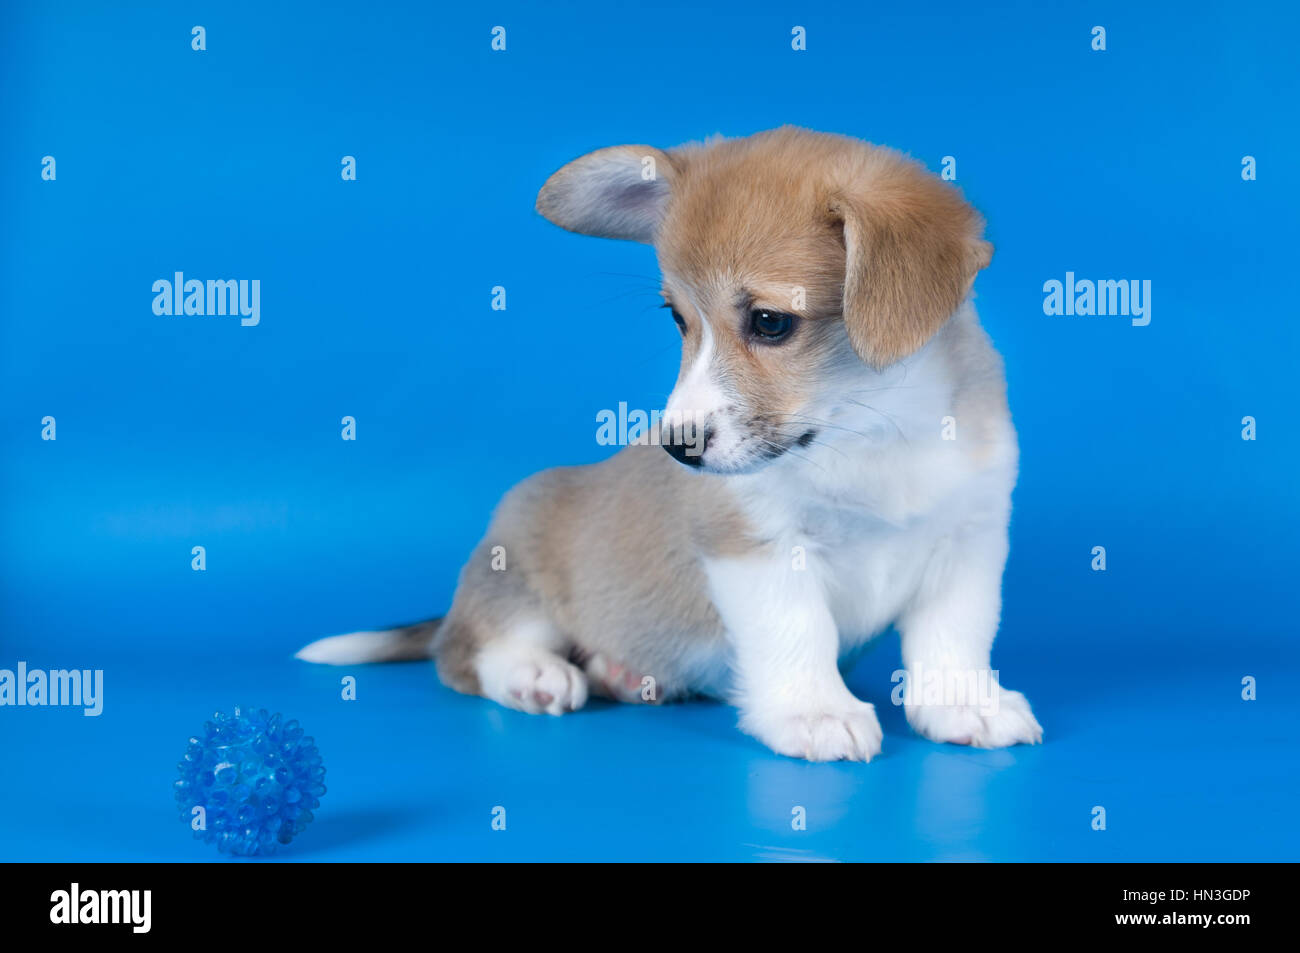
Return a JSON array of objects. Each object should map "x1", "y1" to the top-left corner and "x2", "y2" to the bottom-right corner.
[{"x1": 298, "y1": 126, "x2": 1043, "y2": 761}]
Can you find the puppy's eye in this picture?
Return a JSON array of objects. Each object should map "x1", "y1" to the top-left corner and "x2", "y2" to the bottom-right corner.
[
  {"x1": 750, "y1": 309, "x2": 795, "y2": 341},
  {"x1": 670, "y1": 309, "x2": 687, "y2": 334}
]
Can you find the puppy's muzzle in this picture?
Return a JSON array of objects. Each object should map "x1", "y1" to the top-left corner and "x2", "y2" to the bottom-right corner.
[{"x1": 662, "y1": 419, "x2": 710, "y2": 468}]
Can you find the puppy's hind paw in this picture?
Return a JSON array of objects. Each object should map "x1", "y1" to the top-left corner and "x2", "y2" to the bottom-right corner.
[
  {"x1": 582, "y1": 652, "x2": 661, "y2": 704},
  {"x1": 479, "y1": 647, "x2": 589, "y2": 716}
]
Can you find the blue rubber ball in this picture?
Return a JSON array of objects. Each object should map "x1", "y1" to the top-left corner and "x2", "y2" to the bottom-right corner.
[{"x1": 174, "y1": 706, "x2": 326, "y2": 856}]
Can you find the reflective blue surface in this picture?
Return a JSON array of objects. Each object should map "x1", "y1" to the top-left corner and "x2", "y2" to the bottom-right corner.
[
  {"x1": 1, "y1": 643, "x2": 1295, "y2": 861},
  {"x1": 2, "y1": 0, "x2": 1298, "y2": 861}
]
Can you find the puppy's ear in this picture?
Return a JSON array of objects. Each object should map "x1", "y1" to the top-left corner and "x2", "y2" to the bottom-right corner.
[
  {"x1": 536, "y1": 145, "x2": 675, "y2": 243},
  {"x1": 829, "y1": 159, "x2": 992, "y2": 369}
]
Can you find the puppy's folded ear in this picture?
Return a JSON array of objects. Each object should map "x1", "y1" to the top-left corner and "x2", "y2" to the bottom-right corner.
[
  {"x1": 536, "y1": 145, "x2": 676, "y2": 243},
  {"x1": 829, "y1": 157, "x2": 992, "y2": 369}
]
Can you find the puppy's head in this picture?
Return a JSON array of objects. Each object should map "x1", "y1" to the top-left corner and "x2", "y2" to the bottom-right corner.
[{"x1": 536, "y1": 126, "x2": 992, "y2": 474}]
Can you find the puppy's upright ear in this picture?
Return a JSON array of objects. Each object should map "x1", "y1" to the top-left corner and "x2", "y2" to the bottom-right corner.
[
  {"x1": 829, "y1": 155, "x2": 992, "y2": 369},
  {"x1": 536, "y1": 145, "x2": 676, "y2": 243}
]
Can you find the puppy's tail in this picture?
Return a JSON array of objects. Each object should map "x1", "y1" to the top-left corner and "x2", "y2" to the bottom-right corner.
[{"x1": 294, "y1": 618, "x2": 441, "y2": 665}]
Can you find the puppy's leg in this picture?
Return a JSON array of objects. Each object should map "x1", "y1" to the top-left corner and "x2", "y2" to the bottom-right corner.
[
  {"x1": 433, "y1": 554, "x2": 588, "y2": 717},
  {"x1": 708, "y1": 553, "x2": 882, "y2": 762},
  {"x1": 897, "y1": 528, "x2": 1042, "y2": 747}
]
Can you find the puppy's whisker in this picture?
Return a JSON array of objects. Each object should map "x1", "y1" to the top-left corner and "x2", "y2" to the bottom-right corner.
[
  {"x1": 755, "y1": 437, "x2": 826, "y2": 473},
  {"x1": 764, "y1": 413, "x2": 876, "y2": 444},
  {"x1": 834, "y1": 398, "x2": 910, "y2": 445},
  {"x1": 754, "y1": 418, "x2": 854, "y2": 459},
  {"x1": 795, "y1": 436, "x2": 849, "y2": 460}
]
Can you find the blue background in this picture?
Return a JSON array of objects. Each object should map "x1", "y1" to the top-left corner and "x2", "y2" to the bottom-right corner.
[{"x1": 2, "y1": 0, "x2": 1297, "y2": 861}]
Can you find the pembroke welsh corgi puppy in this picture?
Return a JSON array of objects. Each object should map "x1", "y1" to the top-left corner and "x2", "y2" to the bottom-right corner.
[{"x1": 298, "y1": 126, "x2": 1042, "y2": 762}]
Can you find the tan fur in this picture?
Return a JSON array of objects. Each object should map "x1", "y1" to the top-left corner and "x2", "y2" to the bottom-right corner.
[
  {"x1": 435, "y1": 444, "x2": 755, "y2": 699},
  {"x1": 658, "y1": 127, "x2": 991, "y2": 369}
]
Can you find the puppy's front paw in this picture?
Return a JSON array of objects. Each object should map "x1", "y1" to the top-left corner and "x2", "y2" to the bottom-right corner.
[
  {"x1": 906, "y1": 686, "x2": 1043, "y2": 748},
  {"x1": 741, "y1": 701, "x2": 883, "y2": 762}
]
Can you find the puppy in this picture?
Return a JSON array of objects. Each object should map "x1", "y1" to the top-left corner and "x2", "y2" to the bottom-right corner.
[{"x1": 298, "y1": 126, "x2": 1042, "y2": 761}]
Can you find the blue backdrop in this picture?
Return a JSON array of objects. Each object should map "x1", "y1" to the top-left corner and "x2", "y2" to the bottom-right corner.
[{"x1": 2, "y1": 0, "x2": 1296, "y2": 861}]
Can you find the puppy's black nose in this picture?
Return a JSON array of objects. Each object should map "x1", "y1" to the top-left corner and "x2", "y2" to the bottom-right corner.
[
  {"x1": 663, "y1": 440, "x2": 702, "y2": 467},
  {"x1": 662, "y1": 422, "x2": 709, "y2": 467}
]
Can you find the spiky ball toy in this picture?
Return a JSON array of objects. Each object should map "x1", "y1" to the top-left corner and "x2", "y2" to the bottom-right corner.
[{"x1": 174, "y1": 706, "x2": 326, "y2": 856}]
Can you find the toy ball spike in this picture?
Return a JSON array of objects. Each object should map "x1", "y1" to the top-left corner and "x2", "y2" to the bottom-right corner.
[{"x1": 174, "y1": 706, "x2": 326, "y2": 856}]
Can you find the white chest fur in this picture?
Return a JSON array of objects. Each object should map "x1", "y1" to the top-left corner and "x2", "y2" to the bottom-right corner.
[{"x1": 717, "y1": 305, "x2": 1018, "y2": 652}]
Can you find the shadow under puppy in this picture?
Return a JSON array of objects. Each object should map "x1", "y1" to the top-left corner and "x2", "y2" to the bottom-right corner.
[{"x1": 299, "y1": 126, "x2": 1043, "y2": 762}]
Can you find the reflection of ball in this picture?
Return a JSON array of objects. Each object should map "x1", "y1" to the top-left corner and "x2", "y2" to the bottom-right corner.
[{"x1": 174, "y1": 707, "x2": 326, "y2": 856}]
